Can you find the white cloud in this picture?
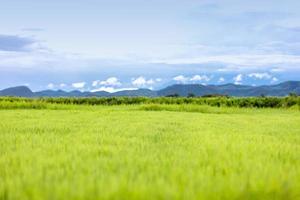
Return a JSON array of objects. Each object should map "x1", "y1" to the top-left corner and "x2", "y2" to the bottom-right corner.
[
  {"x1": 271, "y1": 77, "x2": 279, "y2": 83},
  {"x1": 131, "y1": 76, "x2": 156, "y2": 87},
  {"x1": 92, "y1": 80, "x2": 99, "y2": 87},
  {"x1": 155, "y1": 78, "x2": 162, "y2": 82},
  {"x1": 72, "y1": 82, "x2": 86, "y2": 89},
  {"x1": 91, "y1": 87, "x2": 138, "y2": 93},
  {"x1": 173, "y1": 75, "x2": 188, "y2": 83},
  {"x1": 100, "y1": 77, "x2": 121, "y2": 86},
  {"x1": 233, "y1": 74, "x2": 243, "y2": 85},
  {"x1": 59, "y1": 83, "x2": 67, "y2": 88},
  {"x1": 190, "y1": 75, "x2": 210, "y2": 82},
  {"x1": 132, "y1": 76, "x2": 146, "y2": 86},
  {"x1": 146, "y1": 79, "x2": 155, "y2": 85},
  {"x1": 218, "y1": 77, "x2": 225, "y2": 83},
  {"x1": 173, "y1": 74, "x2": 211, "y2": 84},
  {"x1": 248, "y1": 73, "x2": 272, "y2": 80},
  {"x1": 47, "y1": 83, "x2": 54, "y2": 89}
]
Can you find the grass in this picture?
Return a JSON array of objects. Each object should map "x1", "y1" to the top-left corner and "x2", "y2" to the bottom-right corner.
[
  {"x1": 0, "y1": 103, "x2": 300, "y2": 200},
  {"x1": 1, "y1": 96, "x2": 300, "y2": 108}
]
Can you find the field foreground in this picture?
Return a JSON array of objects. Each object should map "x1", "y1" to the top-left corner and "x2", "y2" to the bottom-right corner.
[{"x1": 0, "y1": 105, "x2": 300, "y2": 200}]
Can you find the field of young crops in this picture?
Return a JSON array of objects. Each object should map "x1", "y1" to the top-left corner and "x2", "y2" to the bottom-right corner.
[{"x1": 0, "y1": 102, "x2": 300, "y2": 200}]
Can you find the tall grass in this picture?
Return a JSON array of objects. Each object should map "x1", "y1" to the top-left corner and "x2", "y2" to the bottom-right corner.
[
  {"x1": 0, "y1": 100, "x2": 47, "y2": 109},
  {"x1": 0, "y1": 96, "x2": 300, "y2": 109},
  {"x1": 0, "y1": 105, "x2": 300, "y2": 199},
  {"x1": 0, "y1": 99, "x2": 72, "y2": 110},
  {"x1": 139, "y1": 104, "x2": 237, "y2": 114}
]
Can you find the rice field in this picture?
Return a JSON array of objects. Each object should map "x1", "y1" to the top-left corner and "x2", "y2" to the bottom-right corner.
[{"x1": 0, "y1": 103, "x2": 300, "y2": 200}]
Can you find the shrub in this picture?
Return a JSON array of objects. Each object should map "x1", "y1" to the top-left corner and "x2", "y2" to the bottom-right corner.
[{"x1": 1, "y1": 96, "x2": 300, "y2": 109}]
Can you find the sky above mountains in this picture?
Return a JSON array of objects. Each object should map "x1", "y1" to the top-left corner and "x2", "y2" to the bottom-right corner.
[{"x1": 0, "y1": 0, "x2": 300, "y2": 92}]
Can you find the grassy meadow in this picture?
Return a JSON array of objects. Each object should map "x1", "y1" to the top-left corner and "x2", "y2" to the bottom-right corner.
[{"x1": 0, "y1": 100, "x2": 300, "y2": 200}]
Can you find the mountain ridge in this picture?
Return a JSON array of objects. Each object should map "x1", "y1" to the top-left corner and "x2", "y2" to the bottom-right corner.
[{"x1": 0, "y1": 81, "x2": 300, "y2": 97}]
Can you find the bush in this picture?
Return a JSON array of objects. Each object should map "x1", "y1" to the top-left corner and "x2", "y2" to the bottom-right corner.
[{"x1": 1, "y1": 96, "x2": 300, "y2": 109}]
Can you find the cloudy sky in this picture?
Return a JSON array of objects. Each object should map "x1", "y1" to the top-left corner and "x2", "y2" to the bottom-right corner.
[{"x1": 1, "y1": 0, "x2": 300, "y2": 92}]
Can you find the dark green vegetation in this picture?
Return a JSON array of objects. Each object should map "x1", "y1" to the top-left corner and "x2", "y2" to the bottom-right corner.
[
  {"x1": 0, "y1": 102, "x2": 300, "y2": 200},
  {"x1": 0, "y1": 96, "x2": 300, "y2": 109},
  {"x1": 1, "y1": 81, "x2": 300, "y2": 97}
]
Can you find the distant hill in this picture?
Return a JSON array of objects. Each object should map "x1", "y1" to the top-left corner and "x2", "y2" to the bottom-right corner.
[
  {"x1": 0, "y1": 81, "x2": 300, "y2": 97},
  {"x1": 34, "y1": 90, "x2": 109, "y2": 97},
  {"x1": 158, "y1": 84, "x2": 219, "y2": 96},
  {"x1": 158, "y1": 81, "x2": 300, "y2": 97},
  {"x1": 113, "y1": 89, "x2": 157, "y2": 97},
  {"x1": 0, "y1": 86, "x2": 34, "y2": 97}
]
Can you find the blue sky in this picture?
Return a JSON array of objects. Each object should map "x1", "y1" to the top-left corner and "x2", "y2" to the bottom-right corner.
[{"x1": 0, "y1": 0, "x2": 300, "y2": 92}]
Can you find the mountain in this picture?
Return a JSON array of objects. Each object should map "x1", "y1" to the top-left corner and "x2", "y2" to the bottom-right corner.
[
  {"x1": 113, "y1": 89, "x2": 157, "y2": 97},
  {"x1": 88, "y1": 91, "x2": 110, "y2": 97},
  {"x1": 35, "y1": 90, "x2": 71, "y2": 97},
  {"x1": 0, "y1": 86, "x2": 34, "y2": 97},
  {"x1": 0, "y1": 81, "x2": 299, "y2": 97},
  {"x1": 157, "y1": 84, "x2": 218, "y2": 96},
  {"x1": 158, "y1": 81, "x2": 300, "y2": 97},
  {"x1": 34, "y1": 90, "x2": 110, "y2": 97}
]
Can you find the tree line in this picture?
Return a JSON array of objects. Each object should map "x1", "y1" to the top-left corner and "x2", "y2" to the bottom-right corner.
[{"x1": 0, "y1": 95, "x2": 299, "y2": 108}]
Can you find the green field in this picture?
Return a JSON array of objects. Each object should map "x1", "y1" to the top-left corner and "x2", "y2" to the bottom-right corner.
[{"x1": 0, "y1": 104, "x2": 300, "y2": 200}]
